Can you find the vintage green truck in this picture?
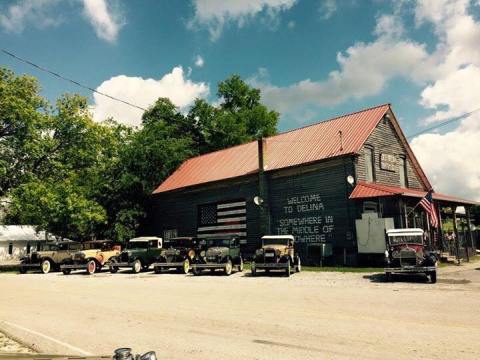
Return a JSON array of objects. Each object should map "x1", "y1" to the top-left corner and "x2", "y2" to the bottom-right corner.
[
  {"x1": 60, "y1": 240, "x2": 122, "y2": 275},
  {"x1": 251, "y1": 235, "x2": 301, "y2": 277},
  {"x1": 191, "y1": 235, "x2": 244, "y2": 276},
  {"x1": 108, "y1": 237, "x2": 163, "y2": 273},
  {"x1": 152, "y1": 237, "x2": 200, "y2": 274},
  {"x1": 19, "y1": 241, "x2": 82, "y2": 274}
]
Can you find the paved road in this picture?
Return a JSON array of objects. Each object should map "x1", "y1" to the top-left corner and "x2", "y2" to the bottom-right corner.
[{"x1": 1, "y1": 263, "x2": 480, "y2": 359}]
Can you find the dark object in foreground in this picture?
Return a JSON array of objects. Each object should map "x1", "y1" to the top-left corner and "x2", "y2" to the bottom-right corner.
[
  {"x1": 191, "y1": 235, "x2": 244, "y2": 276},
  {"x1": 384, "y1": 229, "x2": 438, "y2": 283},
  {"x1": 251, "y1": 235, "x2": 301, "y2": 277}
]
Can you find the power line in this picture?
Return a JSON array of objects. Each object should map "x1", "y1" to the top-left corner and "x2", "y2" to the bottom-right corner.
[
  {"x1": 405, "y1": 107, "x2": 480, "y2": 139},
  {"x1": 1, "y1": 48, "x2": 147, "y2": 112}
]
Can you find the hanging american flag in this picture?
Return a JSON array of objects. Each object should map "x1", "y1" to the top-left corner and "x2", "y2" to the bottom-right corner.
[
  {"x1": 197, "y1": 199, "x2": 247, "y2": 244},
  {"x1": 418, "y1": 191, "x2": 439, "y2": 228}
]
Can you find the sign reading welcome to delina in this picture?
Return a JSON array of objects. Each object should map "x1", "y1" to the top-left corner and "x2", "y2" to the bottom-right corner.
[{"x1": 275, "y1": 193, "x2": 334, "y2": 243}]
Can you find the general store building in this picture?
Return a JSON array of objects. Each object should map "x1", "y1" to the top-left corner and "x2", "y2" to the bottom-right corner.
[{"x1": 151, "y1": 104, "x2": 477, "y2": 265}]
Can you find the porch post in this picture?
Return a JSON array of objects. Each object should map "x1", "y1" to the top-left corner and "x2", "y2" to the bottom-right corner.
[
  {"x1": 451, "y1": 205, "x2": 461, "y2": 264},
  {"x1": 437, "y1": 203, "x2": 444, "y2": 251},
  {"x1": 465, "y1": 206, "x2": 475, "y2": 253}
]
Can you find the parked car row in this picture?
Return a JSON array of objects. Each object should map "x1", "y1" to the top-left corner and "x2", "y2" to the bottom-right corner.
[{"x1": 19, "y1": 235, "x2": 302, "y2": 277}]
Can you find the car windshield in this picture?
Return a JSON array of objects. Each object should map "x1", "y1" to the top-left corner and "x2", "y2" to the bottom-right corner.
[
  {"x1": 262, "y1": 238, "x2": 289, "y2": 246},
  {"x1": 83, "y1": 242, "x2": 101, "y2": 250},
  {"x1": 167, "y1": 239, "x2": 192, "y2": 248},
  {"x1": 206, "y1": 238, "x2": 231, "y2": 247},
  {"x1": 40, "y1": 244, "x2": 58, "y2": 251},
  {"x1": 127, "y1": 241, "x2": 149, "y2": 249},
  {"x1": 388, "y1": 235, "x2": 423, "y2": 245}
]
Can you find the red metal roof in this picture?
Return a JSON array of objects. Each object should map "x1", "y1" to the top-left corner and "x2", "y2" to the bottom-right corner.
[
  {"x1": 350, "y1": 181, "x2": 477, "y2": 205},
  {"x1": 154, "y1": 104, "x2": 391, "y2": 194}
]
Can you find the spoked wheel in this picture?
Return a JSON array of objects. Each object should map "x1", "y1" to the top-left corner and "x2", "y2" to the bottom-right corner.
[
  {"x1": 192, "y1": 266, "x2": 201, "y2": 276},
  {"x1": 62, "y1": 268, "x2": 71, "y2": 275},
  {"x1": 132, "y1": 260, "x2": 142, "y2": 274},
  {"x1": 41, "y1": 259, "x2": 52, "y2": 274},
  {"x1": 154, "y1": 266, "x2": 162, "y2": 274},
  {"x1": 238, "y1": 257, "x2": 244, "y2": 272},
  {"x1": 430, "y1": 271, "x2": 437, "y2": 284},
  {"x1": 86, "y1": 260, "x2": 97, "y2": 275},
  {"x1": 285, "y1": 260, "x2": 291, "y2": 277},
  {"x1": 182, "y1": 259, "x2": 190, "y2": 274},
  {"x1": 251, "y1": 262, "x2": 256, "y2": 277},
  {"x1": 109, "y1": 260, "x2": 119, "y2": 273},
  {"x1": 224, "y1": 259, "x2": 233, "y2": 276}
]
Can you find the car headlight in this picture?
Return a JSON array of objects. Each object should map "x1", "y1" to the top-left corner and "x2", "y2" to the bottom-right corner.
[
  {"x1": 200, "y1": 251, "x2": 205, "y2": 257},
  {"x1": 255, "y1": 249, "x2": 263, "y2": 256},
  {"x1": 384, "y1": 250, "x2": 389, "y2": 258}
]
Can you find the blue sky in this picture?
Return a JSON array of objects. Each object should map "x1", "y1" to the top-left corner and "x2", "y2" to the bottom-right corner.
[{"x1": 1, "y1": 0, "x2": 480, "y2": 199}]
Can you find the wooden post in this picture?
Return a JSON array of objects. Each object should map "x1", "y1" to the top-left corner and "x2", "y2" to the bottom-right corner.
[
  {"x1": 466, "y1": 206, "x2": 475, "y2": 254},
  {"x1": 452, "y1": 205, "x2": 460, "y2": 265},
  {"x1": 437, "y1": 204, "x2": 444, "y2": 251}
]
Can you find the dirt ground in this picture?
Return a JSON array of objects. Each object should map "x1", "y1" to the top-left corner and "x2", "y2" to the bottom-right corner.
[{"x1": 1, "y1": 263, "x2": 480, "y2": 359}]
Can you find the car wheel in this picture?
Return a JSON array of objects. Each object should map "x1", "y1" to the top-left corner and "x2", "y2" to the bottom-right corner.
[
  {"x1": 296, "y1": 256, "x2": 302, "y2": 273},
  {"x1": 154, "y1": 266, "x2": 162, "y2": 274},
  {"x1": 109, "y1": 260, "x2": 118, "y2": 273},
  {"x1": 19, "y1": 267, "x2": 27, "y2": 274},
  {"x1": 41, "y1": 259, "x2": 52, "y2": 274},
  {"x1": 251, "y1": 262, "x2": 256, "y2": 277},
  {"x1": 86, "y1": 260, "x2": 97, "y2": 275},
  {"x1": 62, "y1": 268, "x2": 71, "y2": 275},
  {"x1": 285, "y1": 260, "x2": 291, "y2": 277},
  {"x1": 430, "y1": 271, "x2": 437, "y2": 284},
  {"x1": 224, "y1": 259, "x2": 233, "y2": 276},
  {"x1": 132, "y1": 259, "x2": 142, "y2": 274},
  {"x1": 192, "y1": 266, "x2": 201, "y2": 276},
  {"x1": 385, "y1": 272, "x2": 393, "y2": 282},
  {"x1": 182, "y1": 259, "x2": 190, "y2": 274},
  {"x1": 238, "y1": 257, "x2": 244, "y2": 272}
]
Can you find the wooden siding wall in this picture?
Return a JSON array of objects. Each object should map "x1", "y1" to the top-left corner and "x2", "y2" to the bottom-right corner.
[
  {"x1": 356, "y1": 113, "x2": 424, "y2": 190},
  {"x1": 267, "y1": 158, "x2": 356, "y2": 264},
  {"x1": 150, "y1": 157, "x2": 357, "y2": 264},
  {"x1": 150, "y1": 176, "x2": 261, "y2": 254}
]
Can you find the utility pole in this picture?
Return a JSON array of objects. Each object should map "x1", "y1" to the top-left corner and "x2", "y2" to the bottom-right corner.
[{"x1": 257, "y1": 138, "x2": 271, "y2": 235}]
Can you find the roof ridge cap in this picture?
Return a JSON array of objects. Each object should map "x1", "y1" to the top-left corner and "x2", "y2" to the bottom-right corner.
[{"x1": 268, "y1": 103, "x2": 391, "y2": 139}]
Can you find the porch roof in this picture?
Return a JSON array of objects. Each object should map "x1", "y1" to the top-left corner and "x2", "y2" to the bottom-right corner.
[{"x1": 349, "y1": 181, "x2": 478, "y2": 205}]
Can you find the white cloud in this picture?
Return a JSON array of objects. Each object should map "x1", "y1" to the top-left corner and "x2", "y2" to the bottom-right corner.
[
  {"x1": 194, "y1": 55, "x2": 205, "y2": 68},
  {"x1": 82, "y1": 0, "x2": 125, "y2": 43},
  {"x1": 0, "y1": 0, "x2": 62, "y2": 33},
  {"x1": 319, "y1": 0, "x2": 337, "y2": 20},
  {"x1": 287, "y1": 20, "x2": 295, "y2": 28},
  {"x1": 189, "y1": 0, "x2": 297, "y2": 41},
  {"x1": 411, "y1": 113, "x2": 480, "y2": 201},
  {"x1": 251, "y1": 37, "x2": 428, "y2": 114},
  {"x1": 91, "y1": 67, "x2": 209, "y2": 127}
]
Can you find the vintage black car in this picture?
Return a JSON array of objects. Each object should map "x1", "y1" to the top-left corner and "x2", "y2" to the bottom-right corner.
[
  {"x1": 384, "y1": 228, "x2": 438, "y2": 283},
  {"x1": 191, "y1": 235, "x2": 244, "y2": 276},
  {"x1": 152, "y1": 237, "x2": 200, "y2": 274}
]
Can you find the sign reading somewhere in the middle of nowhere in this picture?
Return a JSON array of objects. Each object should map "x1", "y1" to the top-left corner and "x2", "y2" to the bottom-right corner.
[{"x1": 275, "y1": 193, "x2": 335, "y2": 244}]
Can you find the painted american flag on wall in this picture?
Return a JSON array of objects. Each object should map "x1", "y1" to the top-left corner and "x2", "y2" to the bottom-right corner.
[{"x1": 197, "y1": 199, "x2": 247, "y2": 244}]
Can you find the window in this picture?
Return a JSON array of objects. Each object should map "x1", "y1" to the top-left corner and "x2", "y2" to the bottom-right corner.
[
  {"x1": 8, "y1": 242, "x2": 13, "y2": 255},
  {"x1": 163, "y1": 229, "x2": 178, "y2": 241},
  {"x1": 365, "y1": 147, "x2": 375, "y2": 182},
  {"x1": 399, "y1": 156, "x2": 408, "y2": 188}
]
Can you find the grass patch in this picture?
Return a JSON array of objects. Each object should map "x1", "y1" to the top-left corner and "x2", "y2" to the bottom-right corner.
[{"x1": 244, "y1": 263, "x2": 382, "y2": 273}]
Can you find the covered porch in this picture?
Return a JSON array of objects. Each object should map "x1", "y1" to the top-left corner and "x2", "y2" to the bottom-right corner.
[{"x1": 350, "y1": 181, "x2": 478, "y2": 263}]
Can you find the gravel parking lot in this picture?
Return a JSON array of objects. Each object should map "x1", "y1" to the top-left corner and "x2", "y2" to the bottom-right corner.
[{"x1": 1, "y1": 263, "x2": 480, "y2": 359}]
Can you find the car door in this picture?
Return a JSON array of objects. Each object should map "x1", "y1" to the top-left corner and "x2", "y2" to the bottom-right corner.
[{"x1": 147, "y1": 240, "x2": 159, "y2": 263}]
